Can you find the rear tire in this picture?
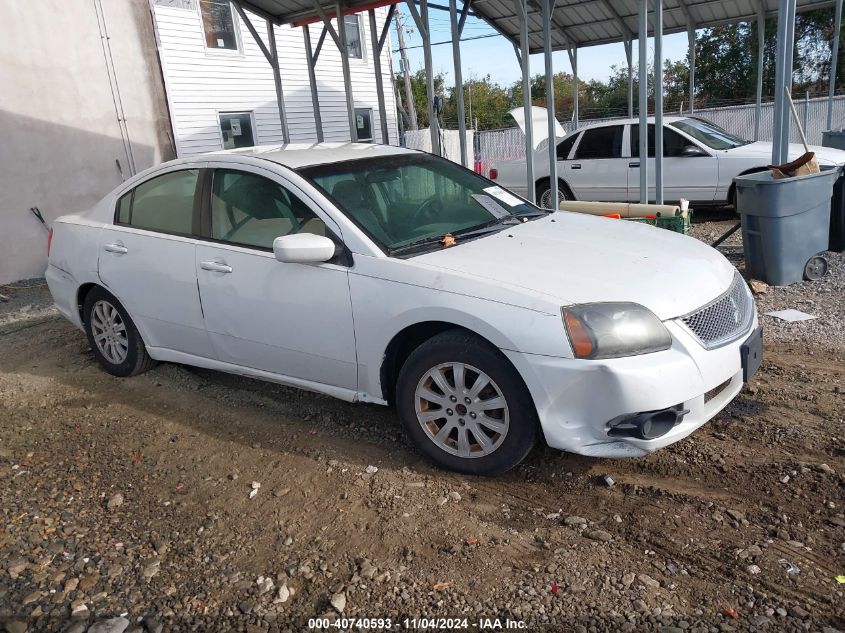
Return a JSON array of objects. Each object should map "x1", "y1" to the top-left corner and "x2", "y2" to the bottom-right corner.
[
  {"x1": 535, "y1": 178, "x2": 572, "y2": 209},
  {"x1": 83, "y1": 287, "x2": 156, "y2": 377},
  {"x1": 395, "y1": 330, "x2": 538, "y2": 475}
]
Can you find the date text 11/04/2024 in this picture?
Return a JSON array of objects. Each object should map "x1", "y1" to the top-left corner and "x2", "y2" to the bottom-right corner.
[{"x1": 307, "y1": 618, "x2": 528, "y2": 630}]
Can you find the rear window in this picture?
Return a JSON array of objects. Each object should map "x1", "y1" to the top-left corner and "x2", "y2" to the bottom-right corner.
[
  {"x1": 115, "y1": 170, "x2": 199, "y2": 235},
  {"x1": 574, "y1": 126, "x2": 623, "y2": 159}
]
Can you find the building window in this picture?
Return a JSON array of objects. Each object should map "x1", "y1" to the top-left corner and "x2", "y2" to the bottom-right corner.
[
  {"x1": 344, "y1": 15, "x2": 362, "y2": 59},
  {"x1": 355, "y1": 108, "x2": 373, "y2": 142},
  {"x1": 200, "y1": 0, "x2": 239, "y2": 51},
  {"x1": 219, "y1": 112, "x2": 254, "y2": 149}
]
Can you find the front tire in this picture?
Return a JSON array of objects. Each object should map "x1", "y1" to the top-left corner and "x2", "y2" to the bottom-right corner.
[
  {"x1": 83, "y1": 287, "x2": 156, "y2": 377},
  {"x1": 395, "y1": 330, "x2": 538, "y2": 475}
]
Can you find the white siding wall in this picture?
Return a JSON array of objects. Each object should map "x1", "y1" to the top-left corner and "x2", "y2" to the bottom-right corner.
[{"x1": 153, "y1": 2, "x2": 399, "y2": 156}]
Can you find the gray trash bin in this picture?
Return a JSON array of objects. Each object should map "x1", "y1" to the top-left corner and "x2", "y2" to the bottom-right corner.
[
  {"x1": 822, "y1": 129, "x2": 845, "y2": 150},
  {"x1": 734, "y1": 168, "x2": 837, "y2": 285}
]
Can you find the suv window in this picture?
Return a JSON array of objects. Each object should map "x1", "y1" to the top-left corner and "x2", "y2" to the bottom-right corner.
[
  {"x1": 631, "y1": 124, "x2": 692, "y2": 158},
  {"x1": 116, "y1": 170, "x2": 199, "y2": 235},
  {"x1": 556, "y1": 133, "x2": 578, "y2": 160},
  {"x1": 210, "y1": 170, "x2": 326, "y2": 249},
  {"x1": 574, "y1": 126, "x2": 623, "y2": 159}
]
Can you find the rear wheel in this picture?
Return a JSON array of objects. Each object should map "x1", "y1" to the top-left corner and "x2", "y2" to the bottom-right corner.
[
  {"x1": 83, "y1": 287, "x2": 156, "y2": 377},
  {"x1": 395, "y1": 330, "x2": 537, "y2": 475},
  {"x1": 536, "y1": 178, "x2": 572, "y2": 209}
]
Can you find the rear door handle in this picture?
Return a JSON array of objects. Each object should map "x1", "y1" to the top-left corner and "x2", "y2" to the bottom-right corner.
[
  {"x1": 104, "y1": 243, "x2": 128, "y2": 254},
  {"x1": 571, "y1": 163, "x2": 581, "y2": 169},
  {"x1": 200, "y1": 260, "x2": 233, "y2": 273},
  {"x1": 629, "y1": 162, "x2": 640, "y2": 168}
]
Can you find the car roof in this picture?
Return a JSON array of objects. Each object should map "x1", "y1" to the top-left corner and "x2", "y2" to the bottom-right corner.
[
  {"x1": 205, "y1": 142, "x2": 417, "y2": 169},
  {"x1": 571, "y1": 115, "x2": 690, "y2": 132}
]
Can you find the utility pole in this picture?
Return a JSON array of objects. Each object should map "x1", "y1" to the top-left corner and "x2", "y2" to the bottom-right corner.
[{"x1": 394, "y1": 11, "x2": 418, "y2": 130}]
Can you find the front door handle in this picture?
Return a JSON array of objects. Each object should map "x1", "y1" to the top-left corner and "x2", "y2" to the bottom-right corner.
[
  {"x1": 104, "y1": 242, "x2": 128, "y2": 254},
  {"x1": 629, "y1": 162, "x2": 640, "y2": 168},
  {"x1": 200, "y1": 261, "x2": 233, "y2": 273},
  {"x1": 571, "y1": 163, "x2": 582, "y2": 169}
]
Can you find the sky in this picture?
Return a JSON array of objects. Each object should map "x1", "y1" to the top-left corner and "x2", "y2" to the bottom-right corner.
[{"x1": 390, "y1": 5, "x2": 691, "y2": 88}]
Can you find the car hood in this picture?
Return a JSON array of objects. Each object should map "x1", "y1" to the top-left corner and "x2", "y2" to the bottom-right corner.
[
  {"x1": 413, "y1": 213, "x2": 737, "y2": 320},
  {"x1": 724, "y1": 141, "x2": 845, "y2": 166}
]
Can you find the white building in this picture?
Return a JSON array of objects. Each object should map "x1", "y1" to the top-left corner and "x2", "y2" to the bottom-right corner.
[
  {"x1": 0, "y1": 0, "x2": 400, "y2": 284},
  {"x1": 151, "y1": 0, "x2": 399, "y2": 156}
]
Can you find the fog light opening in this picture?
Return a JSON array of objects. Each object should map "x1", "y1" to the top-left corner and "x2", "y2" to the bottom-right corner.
[{"x1": 607, "y1": 406, "x2": 690, "y2": 441}]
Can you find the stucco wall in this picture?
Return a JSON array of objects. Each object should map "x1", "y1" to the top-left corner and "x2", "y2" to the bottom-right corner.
[{"x1": 0, "y1": 0, "x2": 175, "y2": 284}]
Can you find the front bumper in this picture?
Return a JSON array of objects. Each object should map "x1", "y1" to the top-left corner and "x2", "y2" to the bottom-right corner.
[{"x1": 505, "y1": 317, "x2": 759, "y2": 458}]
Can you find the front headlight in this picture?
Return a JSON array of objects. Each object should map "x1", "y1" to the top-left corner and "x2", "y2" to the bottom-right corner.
[{"x1": 562, "y1": 302, "x2": 672, "y2": 359}]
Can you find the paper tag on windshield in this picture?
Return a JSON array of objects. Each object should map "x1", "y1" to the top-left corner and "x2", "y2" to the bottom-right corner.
[
  {"x1": 483, "y1": 185, "x2": 522, "y2": 207},
  {"x1": 472, "y1": 194, "x2": 509, "y2": 218}
]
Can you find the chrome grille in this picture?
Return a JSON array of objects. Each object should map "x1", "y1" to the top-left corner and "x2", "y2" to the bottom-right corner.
[{"x1": 679, "y1": 273, "x2": 753, "y2": 349}]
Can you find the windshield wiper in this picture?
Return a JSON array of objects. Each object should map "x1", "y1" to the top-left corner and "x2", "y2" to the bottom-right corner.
[{"x1": 389, "y1": 216, "x2": 519, "y2": 256}]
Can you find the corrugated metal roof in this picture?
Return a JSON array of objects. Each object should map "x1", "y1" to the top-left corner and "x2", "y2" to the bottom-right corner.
[
  {"x1": 474, "y1": 0, "x2": 838, "y2": 53},
  {"x1": 241, "y1": 0, "x2": 836, "y2": 53}
]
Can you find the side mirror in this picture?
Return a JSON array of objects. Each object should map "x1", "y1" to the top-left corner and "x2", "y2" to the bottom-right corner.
[
  {"x1": 681, "y1": 144, "x2": 707, "y2": 157},
  {"x1": 273, "y1": 233, "x2": 337, "y2": 264}
]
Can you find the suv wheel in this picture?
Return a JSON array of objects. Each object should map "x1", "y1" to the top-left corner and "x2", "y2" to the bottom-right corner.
[{"x1": 396, "y1": 330, "x2": 538, "y2": 475}]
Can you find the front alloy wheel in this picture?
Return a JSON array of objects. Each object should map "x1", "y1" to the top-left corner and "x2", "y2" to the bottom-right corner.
[
  {"x1": 415, "y1": 362, "x2": 509, "y2": 459},
  {"x1": 396, "y1": 330, "x2": 538, "y2": 475}
]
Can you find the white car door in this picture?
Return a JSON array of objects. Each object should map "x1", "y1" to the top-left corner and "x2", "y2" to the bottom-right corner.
[
  {"x1": 194, "y1": 164, "x2": 357, "y2": 390},
  {"x1": 628, "y1": 124, "x2": 719, "y2": 202},
  {"x1": 563, "y1": 125, "x2": 628, "y2": 201},
  {"x1": 98, "y1": 167, "x2": 213, "y2": 358}
]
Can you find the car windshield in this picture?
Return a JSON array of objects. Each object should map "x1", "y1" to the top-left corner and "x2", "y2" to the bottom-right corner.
[
  {"x1": 298, "y1": 153, "x2": 543, "y2": 254},
  {"x1": 668, "y1": 118, "x2": 750, "y2": 150}
]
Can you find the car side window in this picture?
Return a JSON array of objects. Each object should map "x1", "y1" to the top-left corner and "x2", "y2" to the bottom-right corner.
[
  {"x1": 210, "y1": 170, "x2": 326, "y2": 249},
  {"x1": 574, "y1": 126, "x2": 623, "y2": 160},
  {"x1": 631, "y1": 125, "x2": 694, "y2": 158},
  {"x1": 116, "y1": 170, "x2": 199, "y2": 235},
  {"x1": 556, "y1": 133, "x2": 579, "y2": 160}
]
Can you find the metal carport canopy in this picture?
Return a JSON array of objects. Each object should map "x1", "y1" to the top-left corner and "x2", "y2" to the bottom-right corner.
[{"x1": 469, "y1": 0, "x2": 837, "y2": 53}]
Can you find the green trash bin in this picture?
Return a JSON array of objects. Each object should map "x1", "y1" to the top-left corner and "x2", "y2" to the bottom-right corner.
[{"x1": 734, "y1": 168, "x2": 838, "y2": 285}]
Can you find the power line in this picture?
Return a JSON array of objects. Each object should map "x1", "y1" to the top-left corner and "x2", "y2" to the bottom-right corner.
[{"x1": 392, "y1": 31, "x2": 501, "y2": 53}]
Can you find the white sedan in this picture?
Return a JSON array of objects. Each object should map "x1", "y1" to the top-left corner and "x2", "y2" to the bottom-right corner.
[
  {"x1": 491, "y1": 116, "x2": 845, "y2": 208},
  {"x1": 46, "y1": 143, "x2": 761, "y2": 474}
]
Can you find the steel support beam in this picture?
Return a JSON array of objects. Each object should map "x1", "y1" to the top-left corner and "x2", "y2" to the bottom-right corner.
[
  {"x1": 568, "y1": 47, "x2": 578, "y2": 128},
  {"x1": 405, "y1": 0, "x2": 440, "y2": 154},
  {"x1": 312, "y1": 2, "x2": 358, "y2": 141},
  {"x1": 514, "y1": 0, "x2": 534, "y2": 200},
  {"x1": 638, "y1": 0, "x2": 648, "y2": 203},
  {"x1": 368, "y1": 8, "x2": 390, "y2": 144},
  {"x1": 687, "y1": 26, "x2": 695, "y2": 114},
  {"x1": 624, "y1": 39, "x2": 633, "y2": 118},
  {"x1": 267, "y1": 21, "x2": 289, "y2": 143},
  {"x1": 450, "y1": 0, "x2": 468, "y2": 165},
  {"x1": 303, "y1": 26, "x2": 325, "y2": 142},
  {"x1": 754, "y1": 0, "x2": 764, "y2": 140},
  {"x1": 655, "y1": 0, "x2": 664, "y2": 204},
  {"x1": 828, "y1": 0, "x2": 843, "y2": 129},
  {"x1": 233, "y1": 3, "x2": 290, "y2": 143},
  {"x1": 772, "y1": 0, "x2": 796, "y2": 164},
  {"x1": 335, "y1": 1, "x2": 358, "y2": 141},
  {"x1": 543, "y1": 0, "x2": 558, "y2": 208}
]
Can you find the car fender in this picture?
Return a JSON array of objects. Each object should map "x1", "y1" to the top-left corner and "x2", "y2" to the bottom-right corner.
[{"x1": 348, "y1": 257, "x2": 571, "y2": 401}]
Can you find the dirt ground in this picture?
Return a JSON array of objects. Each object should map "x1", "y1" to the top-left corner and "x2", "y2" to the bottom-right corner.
[{"x1": 1, "y1": 283, "x2": 844, "y2": 632}]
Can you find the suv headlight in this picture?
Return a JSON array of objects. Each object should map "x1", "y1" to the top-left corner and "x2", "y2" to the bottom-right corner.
[{"x1": 562, "y1": 302, "x2": 672, "y2": 359}]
